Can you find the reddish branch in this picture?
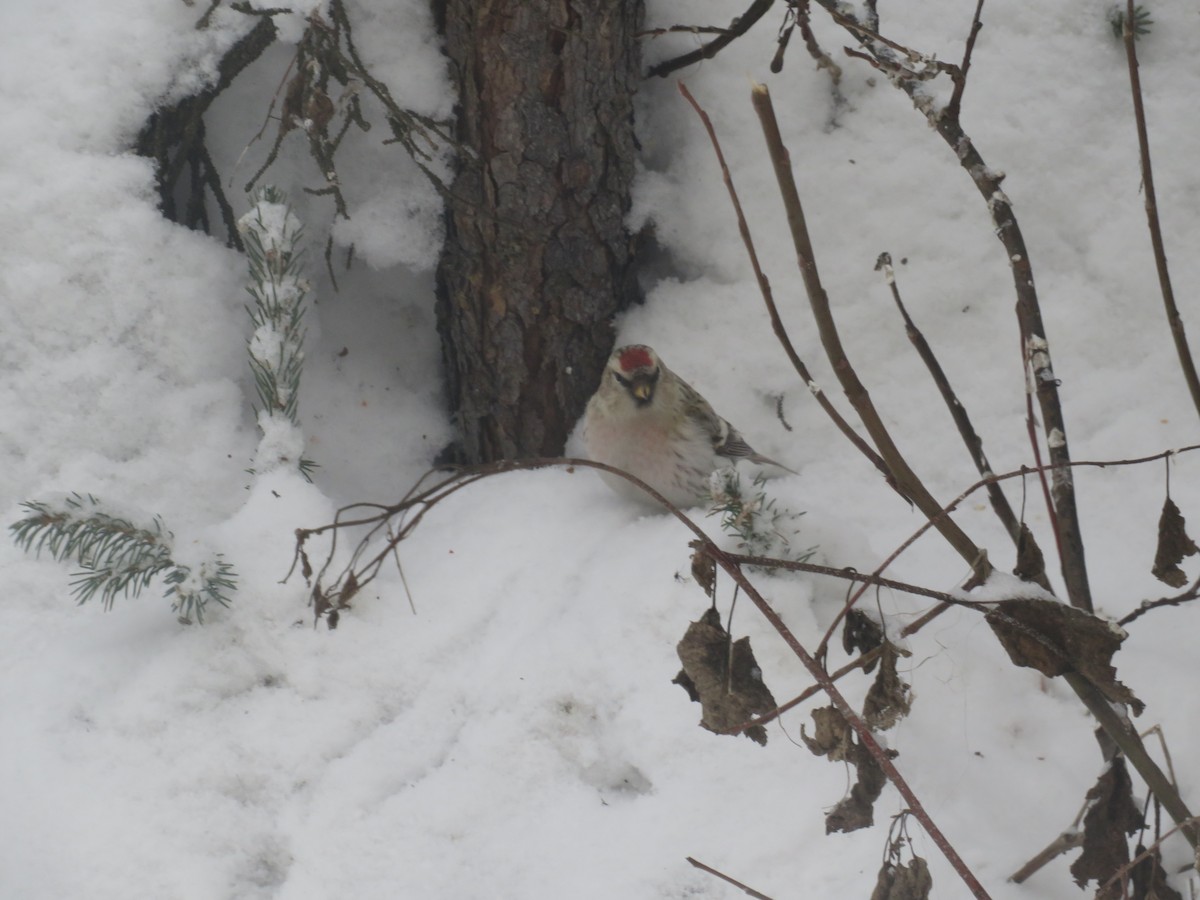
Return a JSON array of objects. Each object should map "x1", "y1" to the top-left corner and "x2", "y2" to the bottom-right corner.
[{"x1": 685, "y1": 857, "x2": 776, "y2": 899}]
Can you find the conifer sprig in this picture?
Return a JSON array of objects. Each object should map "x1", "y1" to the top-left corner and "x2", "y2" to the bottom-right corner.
[
  {"x1": 241, "y1": 185, "x2": 309, "y2": 426},
  {"x1": 708, "y1": 469, "x2": 815, "y2": 563},
  {"x1": 239, "y1": 186, "x2": 317, "y2": 478},
  {"x1": 10, "y1": 493, "x2": 236, "y2": 623}
]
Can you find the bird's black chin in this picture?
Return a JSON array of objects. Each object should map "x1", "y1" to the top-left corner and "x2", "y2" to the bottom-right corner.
[{"x1": 628, "y1": 372, "x2": 657, "y2": 407}]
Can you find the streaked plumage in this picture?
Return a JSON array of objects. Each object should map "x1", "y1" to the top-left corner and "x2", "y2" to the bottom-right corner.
[{"x1": 581, "y1": 344, "x2": 795, "y2": 508}]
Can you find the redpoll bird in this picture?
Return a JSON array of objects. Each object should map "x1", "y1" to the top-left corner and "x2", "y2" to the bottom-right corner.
[{"x1": 581, "y1": 344, "x2": 796, "y2": 508}]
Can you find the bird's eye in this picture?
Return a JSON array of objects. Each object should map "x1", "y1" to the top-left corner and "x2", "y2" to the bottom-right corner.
[{"x1": 613, "y1": 372, "x2": 631, "y2": 388}]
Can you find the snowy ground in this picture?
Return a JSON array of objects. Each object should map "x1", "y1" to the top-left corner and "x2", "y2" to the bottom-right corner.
[{"x1": 3, "y1": 1, "x2": 1200, "y2": 897}]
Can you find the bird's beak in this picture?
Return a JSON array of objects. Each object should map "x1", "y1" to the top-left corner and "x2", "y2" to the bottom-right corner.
[{"x1": 632, "y1": 380, "x2": 654, "y2": 403}]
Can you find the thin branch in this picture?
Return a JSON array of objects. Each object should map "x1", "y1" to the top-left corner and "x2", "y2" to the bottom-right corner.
[
  {"x1": 1009, "y1": 814, "x2": 1087, "y2": 883},
  {"x1": 750, "y1": 82, "x2": 989, "y2": 581},
  {"x1": 1099, "y1": 816, "x2": 1200, "y2": 897},
  {"x1": 686, "y1": 857, "x2": 776, "y2": 899},
  {"x1": 876, "y1": 252, "x2": 1034, "y2": 574},
  {"x1": 814, "y1": 0, "x2": 1095, "y2": 613},
  {"x1": 725, "y1": 551, "x2": 989, "y2": 609},
  {"x1": 1021, "y1": 324, "x2": 1066, "y2": 577},
  {"x1": 1122, "y1": 0, "x2": 1200, "y2": 421},
  {"x1": 637, "y1": 25, "x2": 728, "y2": 38},
  {"x1": 1065, "y1": 671, "x2": 1199, "y2": 848},
  {"x1": 946, "y1": 0, "x2": 986, "y2": 121},
  {"x1": 701, "y1": 543, "x2": 994, "y2": 898},
  {"x1": 646, "y1": 0, "x2": 776, "y2": 78},
  {"x1": 677, "y1": 82, "x2": 895, "y2": 489},
  {"x1": 720, "y1": 644, "x2": 886, "y2": 735},
  {"x1": 1118, "y1": 574, "x2": 1200, "y2": 627}
]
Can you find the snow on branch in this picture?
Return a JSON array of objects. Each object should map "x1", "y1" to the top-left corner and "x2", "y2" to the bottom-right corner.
[{"x1": 10, "y1": 493, "x2": 236, "y2": 623}]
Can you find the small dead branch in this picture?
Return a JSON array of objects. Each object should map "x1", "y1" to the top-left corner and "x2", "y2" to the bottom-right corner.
[
  {"x1": 646, "y1": 0, "x2": 776, "y2": 78},
  {"x1": 243, "y1": 1, "x2": 454, "y2": 217},
  {"x1": 677, "y1": 82, "x2": 894, "y2": 488},
  {"x1": 1010, "y1": 828, "x2": 1086, "y2": 884},
  {"x1": 809, "y1": 0, "x2": 1096, "y2": 613},
  {"x1": 793, "y1": 0, "x2": 842, "y2": 86},
  {"x1": 135, "y1": 15, "x2": 278, "y2": 248},
  {"x1": 750, "y1": 82, "x2": 989, "y2": 583},
  {"x1": 1120, "y1": 575, "x2": 1200, "y2": 627},
  {"x1": 685, "y1": 857, "x2": 776, "y2": 899},
  {"x1": 946, "y1": 0, "x2": 985, "y2": 121},
  {"x1": 1098, "y1": 817, "x2": 1200, "y2": 900},
  {"x1": 1122, "y1": 0, "x2": 1200, "y2": 421},
  {"x1": 876, "y1": 252, "x2": 1046, "y2": 587},
  {"x1": 720, "y1": 643, "x2": 887, "y2": 736}
]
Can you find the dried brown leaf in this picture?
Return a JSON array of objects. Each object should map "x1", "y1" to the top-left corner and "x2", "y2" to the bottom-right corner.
[
  {"x1": 675, "y1": 608, "x2": 776, "y2": 745},
  {"x1": 1070, "y1": 757, "x2": 1142, "y2": 897},
  {"x1": 801, "y1": 704, "x2": 856, "y2": 761},
  {"x1": 801, "y1": 705, "x2": 893, "y2": 833},
  {"x1": 1013, "y1": 522, "x2": 1047, "y2": 585},
  {"x1": 843, "y1": 608, "x2": 885, "y2": 673},
  {"x1": 985, "y1": 597, "x2": 1143, "y2": 715},
  {"x1": 870, "y1": 856, "x2": 932, "y2": 900},
  {"x1": 863, "y1": 644, "x2": 912, "y2": 732},
  {"x1": 1130, "y1": 842, "x2": 1184, "y2": 900},
  {"x1": 825, "y1": 751, "x2": 887, "y2": 834},
  {"x1": 1152, "y1": 497, "x2": 1198, "y2": 588},
  {"x1": 690, "y1": 541, "x2": 716, "y2": 599}
]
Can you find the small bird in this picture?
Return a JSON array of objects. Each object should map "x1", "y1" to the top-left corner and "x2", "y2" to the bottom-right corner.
[{"x1": 581, "y1": 344, "x2": 796, "y2": 508}]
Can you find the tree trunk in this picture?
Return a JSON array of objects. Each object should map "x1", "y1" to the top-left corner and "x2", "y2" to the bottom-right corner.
[{"x1": 436, "y1": 0, "x2": 643, "y2": 463}]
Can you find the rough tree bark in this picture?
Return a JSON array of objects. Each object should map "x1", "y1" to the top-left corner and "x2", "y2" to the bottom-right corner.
[{"x1": 435, "y1": 0, "x2": 643, "y2": 463}]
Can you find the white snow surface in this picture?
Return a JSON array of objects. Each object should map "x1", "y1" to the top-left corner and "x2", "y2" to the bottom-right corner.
[{"x1": 4, "y1": 1, "x2": 1200, "y2": 898}]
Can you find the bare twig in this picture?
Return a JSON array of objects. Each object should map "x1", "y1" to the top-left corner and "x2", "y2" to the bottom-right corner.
[
  {"x1": 646, "y1": 0, "x2": 776, "y2": 78},
  {"x1": 813, "y1": 0, "x2": 1096, "y2": 613},
  {"x1": 686, "y1": 857, "x2": 776, "y2": 899},
  {"x1": 1009, "y1": 825, "x2": 1086, "y2": 883},
  {"x1": 946, "y1": 0, "x2": 986, "y2": 121},
  {"x1": 876, "y1": 252, "x2": 1039, "y2": 583},
  {"x1": 750, "y1": 82, "x2": 990, "y2": 582},
  {"x1": 677, "y1": 82, "x2": 895, "y2": 489},
  {"x1": 1122, "y1": 0, "x2": 1200, "y2": 421},
  {"x1": 720, "y1": 644, "x2": 886, "y2": 735},
  {"x1": 1119, "y1": 574, "x2": 1200, "y2": 627},
  {"x1": 1105, "y1": 818, "x2": 1200, "y2": 898},
  {"x1": 725, "y1": 552, "x2": 991, "y2": 609},
  {"x1": 637, "y1": 25, "x2": 728, "y2": 38},
  {"x1": 699, "y1": 543, "x2": 994, "y2": 898}
]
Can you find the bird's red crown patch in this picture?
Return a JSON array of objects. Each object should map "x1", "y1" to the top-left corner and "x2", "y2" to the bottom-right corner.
[{"x1": 618, "y1": 345, "x2": 654, "y2": 372}]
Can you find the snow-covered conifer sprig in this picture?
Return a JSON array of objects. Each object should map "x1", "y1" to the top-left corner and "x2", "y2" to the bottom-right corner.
[
  {"x1": 238, "y1": 186, "x2": 316, "y2": 478},
  {"x1": 240, "y1": 185, "x2": 309, "y2": 425},
  {"x1": 707, "y1": 469, "x2": 816, "y2": 563},
  {"x1": 10, "y1": 493, "x2": 236, "y2": 623}
]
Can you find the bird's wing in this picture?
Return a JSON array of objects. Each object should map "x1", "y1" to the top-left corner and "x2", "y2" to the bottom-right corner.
[
  {"x1": 713, "y1": 421, "x2": 757, "y2": 460},
  {"x1": 716, "y1": 419, "x2": 799, "y2": 476}
]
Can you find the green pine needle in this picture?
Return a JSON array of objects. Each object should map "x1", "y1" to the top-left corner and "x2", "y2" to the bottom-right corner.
[
  {"x1": 10, "y1": 493, "x2": 237, "y2": 622},
  {"x1": 1109, "y1": 4, "x2": 1153, "y2": 39},
  {"x1": 707, "y1": 470, "x2": 816, "y2": 563}
]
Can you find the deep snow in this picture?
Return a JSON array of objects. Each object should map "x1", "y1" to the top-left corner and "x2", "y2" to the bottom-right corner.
[{"x1": 2, "y1": 0, "x2": 1199, "y2": 897}]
